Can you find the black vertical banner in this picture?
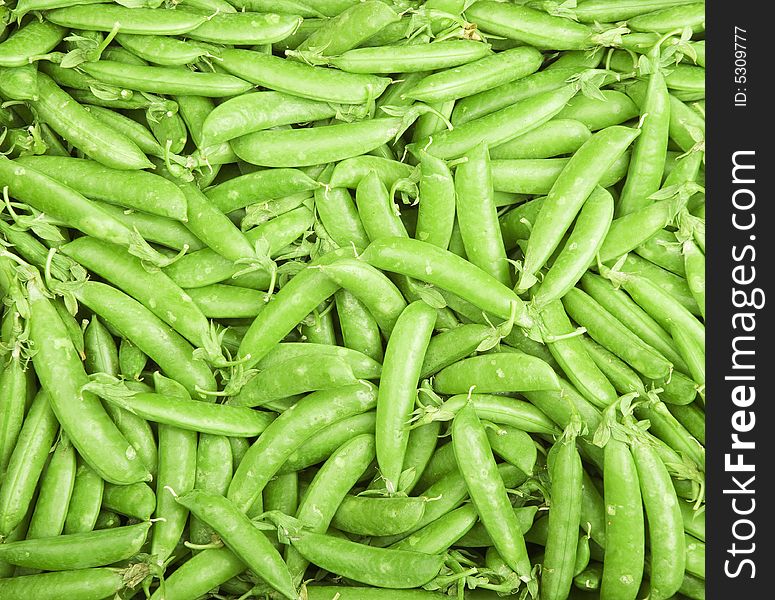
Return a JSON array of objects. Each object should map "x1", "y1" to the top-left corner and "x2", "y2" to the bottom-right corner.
[{"x1": 707, "y1": 1, "x2": 773, "y2": 598}]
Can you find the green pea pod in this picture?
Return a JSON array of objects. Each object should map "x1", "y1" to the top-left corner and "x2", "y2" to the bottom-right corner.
[
  {"x1": 220, "y1": 48, "x2": 391, "y2": 105},
  {"x1": 102, "y1": 482, "x2": 156, "y2": 520},
  {"x1": 435, "y1": 351, "x2": 561, "y2": 394},
  {"x1": 453, "y1": 505, "x2": 537, "y2": 548},
  {"x1": 541, "y1": 423, "x2": 583, "y2": 600},
  {"x1": 175, "y1": 490, "x2": 297, "y2": 600},
  {"x1": 0, "y1": 19, "x2": 67, "y2": 67},
  {"x1": 600, "y1": 437, "x2": 645, "y2": 600},
  {"x1": 557, "y1": 90, "x2": 640, "y2": 131},
  {"x1": 0, "y1": 345, "x2": 27, "y2": 476},
  {"x1": 455, "y1": 142, "x2": 511, "y2": 285},
  {"x1": 231, "y1": 354, "x2": 357, "y2": 408},
  {"x1": 533, "y1": 186, "x2": 613, "y2": 308},
  {"x1": 0, "y1": 568, "x2": 132, "y2": 600},
  {"x1": 278, "y1": 412, "x2": 377, "y2": 474},
  {"x1": 256, "y1": 342, "x2": 382, "y2": 380},
  {"x1": 228, "y1": 382, "x2": 378, "y2": 512},
  {"x1": 63, "y1": 460, "x2": 104, "y2": 534},
  {"x1": 25, "y1": 435, "x2": 77, "y2": 542},
  {"x1": 164, "y1": 206, "x2": 313, "y2": 289},
  {"x1": 205, "y1": 167, "x2": 319, "y2": 213},
  {"x1": 360, "y1": 237, "x2": 532, "y2": 326},
  {"x1": 389, "y1": 504, "x2": 479, "y2": 555},
  {"x1": 330, "y1": 155, "x2": 416, "y2": 190},
  {"x1": 408, "y1": 46, "x2": 543, "y2": 104},
  {"x1": 0, "y1": 522, "x2": 151, "y2": 570},
  {"x1": 466, "y1": 1, "x2": 599, "y2": 50},
  {"x1": 279, "y1": 526, "x2": 445, "y2": 589},
  {"x1": 631, "y1": 434, "x2": 686, "y2": 600},
  {"x1": 517, "y1": 125, "x2": 640, "y2": 291},
  {"x1": 579, "y1": 272, "x2": 688, "y2": 373},
  {"x1": 336, "y1": 290, "x2": 384, "y2": 362},
  {"x1": 415, "y1": 152, "x2": 456, "y2": 250},
  {"x1": 417, "y1": 84, "x2": 577, "y2": 159},
  {"x1": 452, "y1": 402, "x2": 531, "y2": 577},
  {"x1": 490, "y1": 119, "x2": 592, "y2": 160},
  {"x1": 46, "y1": 5, "x2": 207, "y2": 35},
  {"x1": 683, "y1": 239, "x2": 705, "y2": 319},
  {"x1": 296, "y1": 0, "x2": 399, "y2": 56},
  {"x1": 562, "y1": 288, "x2": 673, "y2": 380},
  {"x1": 332, "y1": 496, "x2": 427, "y2": 537},
  {"x1": 486, "y1": 422, "x2": 538, "y2": 477},
  {"x1": 541, "y1": 300, "x2": 616, "y2": 408},
  {"x1": 0, "y1": 64, "x2": 40, "y2": 100},
  {"x1": 28, "y1": 281, "x2": 150, "y2": 485},
  {"x1": 148, "y1": 546, "x2": 246, "y2": 600}
]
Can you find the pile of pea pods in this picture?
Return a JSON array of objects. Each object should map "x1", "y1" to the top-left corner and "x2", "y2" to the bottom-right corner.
[{"x1": 0, "y1": 0, "x2": 706, "y2": 599}]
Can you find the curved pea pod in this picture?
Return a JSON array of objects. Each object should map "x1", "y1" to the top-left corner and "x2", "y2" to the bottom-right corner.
[
  {"x1": 257, "y1": 342, "x2": 382, "y2": 380},
  {"x1": 29, "y1": 74, "x2": 153, "y2": 170},
  {"x1": 331, "y1": 496, "x2": 427, "y2": 537},
  {"x1": 279, "y1": 413, "x2": 376, "y2": 476},
  {"x1": 103, "y1": 482, "x2": 156, "y2": 520},
  {"x1": 329, "y1": 155, "x2": 416, "y2": 191},
  {"x1": 407, "y1": 46, "x2": 542, "y2": 104},
  {"x1": 27, "y1": 282, "x2": 151, "y2": 486},
  {"x1": 164, "y1": 206, "x2": 313, "y2": 289},
  {"x1": 557, "y1": 90, "x2": 640, "y2": 131},
  {"x1": 0, "y1": 65, "x2": 40, "y2": 101},
  {"x1": 148, "y1": 546, "x2": 246, "y2": 600},
  {"x1": 186, "y1": 285, "x2": 267, "y2": 319},
  {"x1": 184, "y1": 11, "x2": 302, "y2": 45},
  {"x1": 454, "y1": 505, "x2": 537, "y2": 549},
  {"x1": 452, "y1": 402, "x2": 531, "y2": 577},
  {"x1": 296, "y1": 0, "x2": 399, "y2": 55},
  {"x1": 452, "y1": 67, "x2": 585, "y2": 126},
  {"x1": 306, "y1": 588, "x2": 449, "y2": 600},
  {"x1": 201, "y1": 92, "x2": 338, "y2": 147},
  {"x1": 434, "y1": 353, "x2": 560, "y2": 395},
  {"x1": 0, "y1": 347, "x2": 27, "y2": 476},
  {"x1": 619, "y1": 253, "x2": 700, "y2": 316},
  {"x1": 360, "y1": 237, "x2": 532, "y2": 327},
  {"x1": 490, "y1": 119, "x2": 591, "y2": 160},
  {"x1": 237, "y1": 259, "x2": 343, "y2": 368},
  {"x1": 62, "y1": 237, "x2": 211, "y2": 348},
  {"x1": 0, "y1": 390, "x2": 59, "y2": 537},
  {"x1": 0, "y1": 19, "x2": 67, "y2": 67},
  {"x1": 533, "y1": 186, "x2": 613, "y2": 308},
  {"x1": 0, "y1": 522, "x2": 151, "y2": 570},
  {"x1": 517, "y1": 126, "x2": 640, "y2": 292},
  {"x1": 63, "y1": 460, "x2": 104, "y2": 535},
  {"x1": 15, "y1": 155, "x2": 187, "y2": 221},
  {"x1": 440, "y1": 393, "x2": 559, "y2": 435},
  {"x1": 220, "y1": 48, "x2": 391, "y2": 105},
  {"x1": 415, "y1": 83, "x2": 577, "y2": 160},
  {"x1": 73, "y1": 281, "x2": 217, "y2": 398},
  {"x1": 0, "y1": 568, "x2": 134, "y2": 600},
  {"x1": 232, "y1": 117, "x2": 409, "y2": 167},
  {"x1": 601, "y1": 195, "x2": 686, "y2": 263},
  {"x1": 491, "y1": 153, "x2": 629, "y2": 195},
  {"x1": 419, "y1": 324, "x2": 492, "y2": 379},
  {"x1": 46, "y1": 5, "x2": 207, "y2": 35},
  {"x1": 355, "y1": 169, "x2": 408, "y2": 240},
  {"x1": 485, "y1": 423, "x2": 538, "y2": 477},
  {"x1": 631, "y1": 435, "x2": 686, "y2": 600},
  {"x1": 228, "y1": 382, "x2": 379, "y2": 512},
  {"x1": 390, "y1": 504, "x2": 479, "y2": 554},
  {"x1": 230, "y1": 355, "x2": 358, "y2": 407},
  {"x1": 466, "y1": 0, "x2": 600, "y2": 50},
  {"x1": 175, "y1": 490, "x2": 297, "y2": 600},
  {"x1": 276, "y1": 524, "x2": 445, "y2": 589},
  {"x1": 115, "y1": 33, "x2": 212, "y2": 66}
]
